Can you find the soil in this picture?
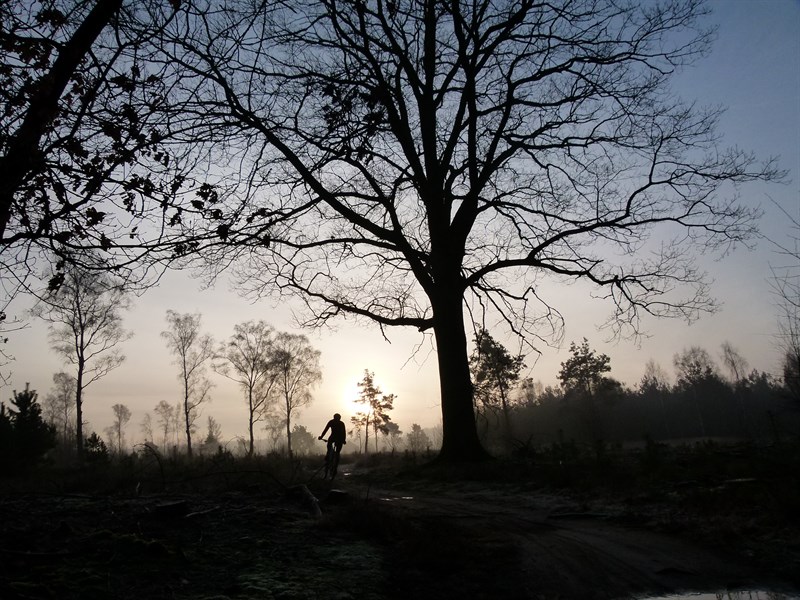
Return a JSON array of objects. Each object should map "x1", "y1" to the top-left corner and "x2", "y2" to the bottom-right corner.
[{"x1": 1, "y1": 462, "x2": 798, "y2": 600}]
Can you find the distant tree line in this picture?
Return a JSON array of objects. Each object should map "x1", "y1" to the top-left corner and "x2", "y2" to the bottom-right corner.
[{"x1": 471, "y1": 334, "x2": 800, "y2": 455}]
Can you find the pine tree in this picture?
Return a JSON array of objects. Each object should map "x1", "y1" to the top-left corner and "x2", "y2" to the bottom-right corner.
[{"x1": 6, "y1": 384, "x2": 56, "y2": 467}]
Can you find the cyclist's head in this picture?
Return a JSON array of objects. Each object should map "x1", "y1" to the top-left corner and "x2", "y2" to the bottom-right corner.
[{"x1": 333, "y1": 413, "x2": 341, "y2": 421}]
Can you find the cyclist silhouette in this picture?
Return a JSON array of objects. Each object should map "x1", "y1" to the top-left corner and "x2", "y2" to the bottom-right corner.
[{"x1": 319, "y1": 413, "x2": 346, "y2": 479}]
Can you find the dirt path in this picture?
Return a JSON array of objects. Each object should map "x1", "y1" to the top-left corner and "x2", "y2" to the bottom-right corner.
[
  {"x1": 361, "y1": 486, "x2": 797, "y2": 599},
  {"x1": 1, "y1": 470, "x2": 797, "y2": 600}
]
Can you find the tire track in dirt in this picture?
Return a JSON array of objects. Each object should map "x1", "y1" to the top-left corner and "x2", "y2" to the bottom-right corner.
[{"x1": 370, "y1": 488, "x2": 786, "y2": 599}]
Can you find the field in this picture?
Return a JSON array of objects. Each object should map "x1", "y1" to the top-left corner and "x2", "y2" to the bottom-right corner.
[{"x1": 1, "y1": 442, "x2": 799, "y2": 600}]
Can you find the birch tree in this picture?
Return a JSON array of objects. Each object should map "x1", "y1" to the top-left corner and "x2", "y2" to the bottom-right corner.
[
  {"x1": 161, "y1": 310, "x2": 214, "y2": 457},
  {"x1": 215, "y1": 320, "x2": 279, "y2": 456},
  {"x1": 272, "y1": 332, "x2": 321, "y2": 459},
  {"x1": 32, "y1": 265, "x2": 131, "y2": 460}
]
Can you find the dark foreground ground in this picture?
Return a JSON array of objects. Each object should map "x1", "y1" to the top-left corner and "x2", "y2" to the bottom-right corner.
[{"x1": 1, "y1": 445, "x2": 799, "y2": 600}]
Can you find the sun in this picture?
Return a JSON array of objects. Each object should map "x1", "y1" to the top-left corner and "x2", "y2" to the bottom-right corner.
[
  {"x1": 338, "y1": 371, "x2": 398, "y2": 420},
  {"x1": 340, "y1": 379, "x2": 363, "y2": 418}
]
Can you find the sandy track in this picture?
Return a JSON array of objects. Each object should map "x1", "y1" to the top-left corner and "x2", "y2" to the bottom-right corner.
[{"x1": 369, "y1": 488, "x2": 792, "y2": 599}]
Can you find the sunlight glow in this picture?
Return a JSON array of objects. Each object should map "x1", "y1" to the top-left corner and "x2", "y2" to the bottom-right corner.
[{"x1": 341, "y1": 379, "x2": 363, "y2": 419}]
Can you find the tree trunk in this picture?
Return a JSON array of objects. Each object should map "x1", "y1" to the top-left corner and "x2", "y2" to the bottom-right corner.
[
  {"x1": 184, "y1": 387, "x2": 193, "y2": 457},
  {"x1": 363, "y1": 412, "x2": 370, "y2": 456},
  {"x1": 500, "y1": 390, "x2": 513, "y2": 447},
  {"x1": 248, "y1": 388, "x2": 255, "y2": 457},
  {"x1": 432, "y1": 292, "x2": 490, "y2": 462},
  {"x1": 75, "y1": 367, "x2": 84, "y2": 463},
  {"x1": 285, "y1": 401, "x2": 293, "y2": 459}
]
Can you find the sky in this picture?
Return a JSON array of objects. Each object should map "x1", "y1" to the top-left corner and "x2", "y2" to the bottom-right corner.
[{"x1": 3, "y1": 0, "x2": 799, "y2": 448}]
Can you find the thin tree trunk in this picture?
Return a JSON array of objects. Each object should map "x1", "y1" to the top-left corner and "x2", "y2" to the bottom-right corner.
[
  {"x1": 285, "y1": 399, "x2": 293, "y2": 459},
  {"x1": 184, "y1": 372, "x2": 193, "y2": 457},
  {"x1": 184, "y1": 400, "x2": 193, "y2": 457},
  {"x1": 75, "y1": 368, "x2": 84, "y2": 462},
  {"x1": 363, "y1": 412, "x2": 370, "y2": 456},
  {"x1": 248, "y1": 388, "x2": 255, "y2": 457}
]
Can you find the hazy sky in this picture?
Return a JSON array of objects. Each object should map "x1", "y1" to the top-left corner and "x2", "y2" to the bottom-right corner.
[{"x1": 4, "y1": 0, "x2": 799, "y2": 447}]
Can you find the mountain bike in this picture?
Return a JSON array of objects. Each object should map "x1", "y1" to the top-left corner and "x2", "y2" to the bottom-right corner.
[{"x1": 320, "y1": 438, "x2": 341, "y2": 480}]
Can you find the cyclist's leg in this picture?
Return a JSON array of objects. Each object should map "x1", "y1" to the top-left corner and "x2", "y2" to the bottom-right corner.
[
  {"x1": 331, "y1": 441, "x2": 343, "y2": 478},
  {"x1": 324, "y1": 441, "x2": 335, "y2": 479}
]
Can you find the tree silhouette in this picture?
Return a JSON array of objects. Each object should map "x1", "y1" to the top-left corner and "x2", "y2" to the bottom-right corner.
[
  {"x1": 144, "y1": 0, "x2": 778, "y2": 461},
  {"x1": 200, "y1": 415, "x2": 223, "y2": 454},
  {"x1": 507, "y1": 361, "x2": 792, "y2": 446},
  {"x1": 108, "y1": 403, "x2": 131, "y2": 455},
  {"x1": 161, "y1": 310, "x2": 215, "y2": 457},
  {"x1": 43, "y1": 371, "x2": 77, "y2": 448},
  {"x1": 770, "y1": 206, "x2": 800, "y2": 406},
  {"x1": 0, "y1": 403, "x2": 12, "y2": 470},
  {"x1": 291, "y1": 424, "x2": 316, "y2": 456},
  {"x1": 639, "y1": 360, "x2": 673, "y2": 439},
  {"x1": 559, "y1": 339, "x2": 621, "y2": 443},
  {"x1": 1, "y1": 0, "x2": 118, "y2": 238},
  {"x1": 350, "y1": 370, "x2": 396, "y2": 454},
  {"x1": 153, "y1": 399, "x2": 174, "y2": 450},
  {"x1": 673, "y1": 346, "x2": 722, "y2": 437},
  {"x1": 84, "y1": 431, "x2": 108, "y2": 463},
  {"x1": 350, "y1": 370, "x2": 380, "y2": 455},
  {"x1": 31, "y1": 264, "x2": 131, "y2": 461},
  {"x1": 140, "y1": 412, "x2": 154, "y2": 445},
  {"x1": 215, "y1": 320, "x2": 279, "y2": 456},
  {"x1": 0, "y1": 1, "x2": 193, "y2": 303},
  {"x1": 272, "y1": 332, "x2": 321, "y2": 459},
  {"x1": 383, "y1": 421, "x2": 403, "y2": 455},
  {"x1": 720, "y1": 342, "x2": 749, "y2": 385},
  {"x1": 5, "y1": 384, "x2": 56, "y2": 467},
  {"x1": 470, "y1": 329, "x2": 524, "y2": 446},
  {"x1": 407, "y1": 423, "x2": 431, "y2": 455}
]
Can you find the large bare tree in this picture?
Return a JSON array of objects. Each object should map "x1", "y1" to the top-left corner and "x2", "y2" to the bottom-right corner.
[
  {"x1": 31, "y1": 265, "x2": 131, "y2": 460},
  {"x1": 141, "y1": 0, "x2": 779, "y2": 461},
  {"x1": 161, "y1": 310, "x2": 214, "y2": 457}
]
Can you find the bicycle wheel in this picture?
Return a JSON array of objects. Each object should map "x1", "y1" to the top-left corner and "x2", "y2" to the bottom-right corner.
[
  {"x1": 330, "y1": 449, "x2": 340, "y2": 478},
  {"x1": 324, "y1": 446, "x2": 334, "y2": 479}
]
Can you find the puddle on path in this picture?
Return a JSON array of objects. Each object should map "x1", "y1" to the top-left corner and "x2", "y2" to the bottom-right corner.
[{"x1": 638, "y1": 591, "x2": 800, "y2": 600}]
